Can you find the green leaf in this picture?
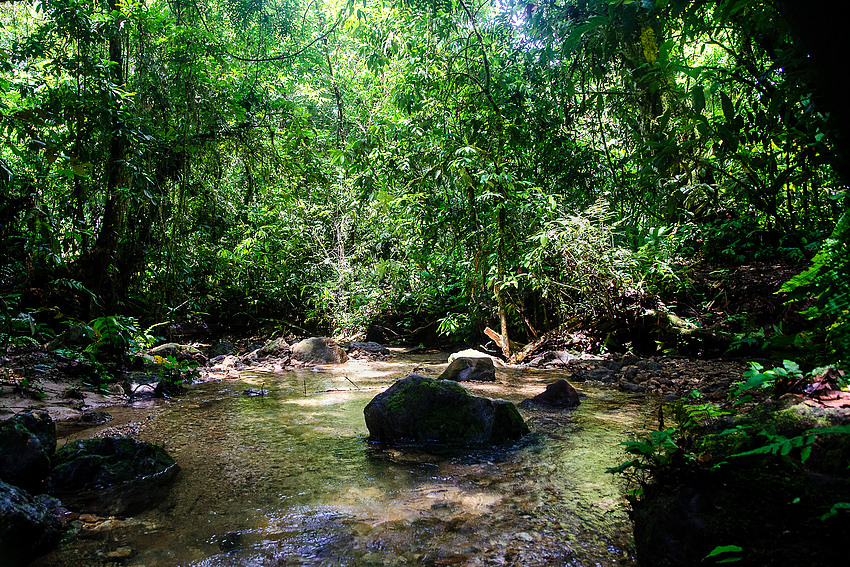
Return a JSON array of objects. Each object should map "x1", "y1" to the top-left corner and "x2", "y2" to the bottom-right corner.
[
  {"x1": 691, "y1": 85, "x2": 705, "y2": 115},
  {"x1": 719, "y1": 91, "x2": 735, "y2": 122},
  {"x1": 704, "y1": 544, "x2": 743, "y2": 562}
]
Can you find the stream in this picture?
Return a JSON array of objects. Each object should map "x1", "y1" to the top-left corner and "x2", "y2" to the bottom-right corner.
[{"x1": 35, "y1": 353, "x2": 658, "y2": 566}]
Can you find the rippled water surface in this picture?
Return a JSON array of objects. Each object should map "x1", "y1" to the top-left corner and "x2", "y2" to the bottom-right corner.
[{"x1": 37, "y1": 354, "x2": 657, "y2": 566}]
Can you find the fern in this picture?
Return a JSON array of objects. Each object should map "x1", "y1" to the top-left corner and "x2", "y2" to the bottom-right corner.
[{"x1": 780, "y1": 211, "x2": 850, "y2": 365}]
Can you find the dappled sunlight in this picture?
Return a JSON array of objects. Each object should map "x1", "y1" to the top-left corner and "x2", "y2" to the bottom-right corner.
[{"x1": 35, "y1": 355, "x2": 647, "y2": 567}]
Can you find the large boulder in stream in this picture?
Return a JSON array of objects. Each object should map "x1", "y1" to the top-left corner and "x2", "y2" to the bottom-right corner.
[
  {"x1": 438, "y1": 356, "x2": 496, "y2": 382},
  {"x1": 519, "y1": 379, "x2": 581, "y2": 409},
  {"x1": 364, "y1": 374, "x2": 528, "y2": 446},
  {"x1": 0, "y1": 479, "x2": 63, "y2": 565},
  {"x1": 0, "y1": 410, "x2": 56, "y2": 493},
  {"x1": 291, "y1": 337, "x2": 348, "y2": 364},
  {"x1": 47, "y1": 437, "x2": 179, "y2": 516}
]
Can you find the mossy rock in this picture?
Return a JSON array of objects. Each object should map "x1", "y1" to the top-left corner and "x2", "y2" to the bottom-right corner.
[
  {"x1": 48, "y1": 437, "x2": 179, "y2": 516},
  {"x1": 363, "y1": 374, "x2": 528, "y2": 446}
]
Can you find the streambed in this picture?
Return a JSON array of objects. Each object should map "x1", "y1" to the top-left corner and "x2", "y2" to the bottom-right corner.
[{"x1": 35, "y1": 353, "x2": 657, "y2": 566}]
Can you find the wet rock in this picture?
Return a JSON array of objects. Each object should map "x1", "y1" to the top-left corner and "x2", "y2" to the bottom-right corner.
[
  {"x1": 242, "y1": 388, "x2": 268, "y2": 397},
  {"x1": 618, "y1": 381, "x2": 647, "y2": 394},
  {"x1": 519, "y1": 380, "x2": 581, "y2": 409},
  {"x1": 572, "y1": 366, "x2": 615, "y2": 382},
  {"x1": 0, "y1": 410, "x2": 56, "y2": 493},
  {"x1": 291, "y1": 337, "x2": 348, "y2": 364},
  {"x1": 363, "y1": 374, "x2": 528, "y2": 446},
  {"x1": 216, "y1": 531, "x2": 244, "y2": 552},
  {"x1": 447, "y1": 349, "x2": 506, "y2": 367},
  {"x1": 0, "y1": 479, "x2": 63, "y2": 565},
  {"x1": 438, "y1": 357, "x2": 496, "y2": 382},
  {"x1": 47, "y1": 437, "x2": 179, "y2": 516},
  {"x1": 350, "y1": 341, "x2": 390, "y2": 355},
  {"x1": 79, "y1": 411, "x2": 113, "y2": 425}
]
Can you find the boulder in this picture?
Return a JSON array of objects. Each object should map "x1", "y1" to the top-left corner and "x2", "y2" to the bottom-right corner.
[
  {"x1": 208, "y1": 340, "x2": 235, "y2": 357},
  {"x1": 259, "y1": 337, "x2": 291, "y2": 357},
  {"x1": 350, "y1": 341, "x2": 390, "y2": 355},
  {"x1": 447, "y1": 348, "x2": 506, "y2": 367},
  {"x1": 0, "y1": 480, "x2": 63, "y2": 566},
  {"x1": 364, "y1": 374, "x2": 528, "y2": 446},
  {"x1": 527, "y1": 350, "x2": 576, "y2": 368},
  {"x1": 291, "y1": 337, "x2": 348, "y2": 364},
  {"x1": 0, "y1": 411, "x2": 56, "y2": 493},
  {"x1": 519, "y1": 380, "x2": 581, "y2": 409},
  {"x1": 47, "y1": 437, "x2": 179, "y2": 516},
  {"x1": 438, "y1": 357, "x2": 496, "y2": 382}
]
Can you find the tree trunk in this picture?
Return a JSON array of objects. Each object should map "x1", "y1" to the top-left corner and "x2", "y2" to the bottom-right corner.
[{"x1": 81, "y1": 0, "x2": 127, "y2": 313}]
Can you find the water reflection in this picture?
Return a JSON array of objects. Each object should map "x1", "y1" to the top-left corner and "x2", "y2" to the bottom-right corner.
[{"x1": 36, "y1": 355, "x2": 654, "y2": 566}]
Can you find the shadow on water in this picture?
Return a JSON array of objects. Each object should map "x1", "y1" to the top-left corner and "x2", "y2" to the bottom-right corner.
[{"x1": 35, "y1": 356, "x2": 658, "y2": 566}]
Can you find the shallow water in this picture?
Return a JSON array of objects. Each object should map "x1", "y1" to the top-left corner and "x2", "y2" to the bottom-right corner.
[{"x1": 37, "y1": 355, "x2": 657, "y2": 566}]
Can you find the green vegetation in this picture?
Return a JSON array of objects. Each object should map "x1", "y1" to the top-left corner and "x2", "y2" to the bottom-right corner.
[
  {"x1": 0, "y1": 0, "x2": 845, "y2": 361},
  {"x1": 609, "y1": 363, "x2": 850, "y2": 565}
]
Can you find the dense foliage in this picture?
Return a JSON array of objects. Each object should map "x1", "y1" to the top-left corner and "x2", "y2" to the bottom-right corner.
[{"x1": 1, "y1": 0, "x2": 847, "y2": 362}]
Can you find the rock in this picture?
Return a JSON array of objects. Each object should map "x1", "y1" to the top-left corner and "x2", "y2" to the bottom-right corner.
[
  {"x1": 242, "y1": 388, "x2": 268, "y2": 397},
  {"x1": 636, "y1": 359, "x2": 663, "y2": 372},
  {"x1": 291, "y1": 337, "x2": 348, "y2": 364},
  {"x1": 208, "y1": 341, "x2": 235, "y2": 357},
  {"x1": 447, "y1": 349, "x2": 506, "y2": 367},
  {"x1": 259, "y1": 337, "x2": 290, "y2": 357},
  {"x1": 0, "y1": 479, "x2": 63, "y2": 565},
  {"x1": 220, "y1": 355, "x2": 241, "y2": 370},
  {"x1": 47, "y1": 437, "x2": 179, "y2": 516},
  {"x1": 528, "y1": 350, "x2": 576, "y2": 368},
  {"x1": 79, "y1": 411, "x2": 113, "y2": 425},
  {"x1": 106, "y1": 546, "x2": 134, "y2": 559},
  {"x1": 519, "y1": 380, "x2": 580, "y2": 409},
  {"x1": 149, "y1": 343, "x2": 207, "y2": 365},
  {"x1": 350, "y1": 341, "x2": 390, "y2": 355},
  {"x1": 619, "y1": 381, "x2": 648, "y2": 394},
  {"x1": 0, "y1": 411, "x2": 56, "y2": 493},
  {"x1": 363, "y1": 374, "x2": 529, "y2": 446},
  {"x1": 438, "y1": 357, "x2": 496, "y2": 382}
]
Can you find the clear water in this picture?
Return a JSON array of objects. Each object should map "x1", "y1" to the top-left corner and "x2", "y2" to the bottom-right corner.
[{"x1": 36, "y1": 355, "x2": 656, "y2": 566}]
